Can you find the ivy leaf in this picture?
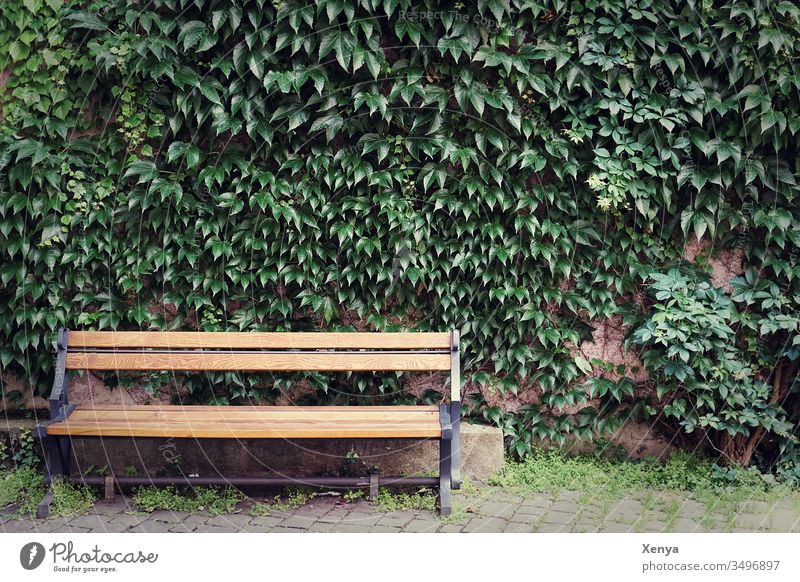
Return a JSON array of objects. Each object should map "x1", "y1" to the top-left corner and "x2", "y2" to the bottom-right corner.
[
  {"x1": 123, "y1": 160, "x2": 159, "y2": 183},
  {"x1": 179, "y1": 21, "x2": 208, "y2": 51},
  {"x1": 65, "y1": 10, "x2": 107, "y2": 31}
]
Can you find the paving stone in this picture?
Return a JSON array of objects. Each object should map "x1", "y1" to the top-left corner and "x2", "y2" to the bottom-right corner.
[
  {"x1": 236, "y1": 524, "x2": 272, "y2": 533},
  {"x1": 27, "y1": 520, "x2": 76, "y2": 533},
  {"x1": 549, "y1": 501, "x2": 580, "y2": 514},
  {"x1": 306, "y1": 522, "x2": 336, "y2": 532},
  {"x1": 192, "y1": 525, "x2": 231, "y2": 533},
  {"x1": 69, "y1": 515, "x2": 112, "y2": 529},
  {"x1": 534, "y1": 522, "x2": 571, "y2": 533},
  {"x1": 541, "y1": 511, "x2": 578, "y2": 527},
  {"x1": 87, "y1": 521, "x2": 133, "y2": 533},
  {"x1": 206, "y1": 514, "x2": 252, "y2": 528},
  {"x1": 91, "y1": 502, "x2": 127, "y2": 516},
  {"x1": 570, "y1": 524, "x2": 599, "y2": 533},
  {"x1": 521, "y1": 494, "x2": 553, "y2": 507},
  {"x1": 340, "y1": 514, "x2": 382, "y2": 526},
  {"x1": 476, "y1": 501, "x2": 516, "y2": 519},
  {"x1": 491, "y1": 492, "x2": 525, "y2": 504},
  {"x1": 250, "y1": 515, "x2": 284, "y2": 527},
  {"x1": 739, "y1": 500, "x2": 771, "y2": 514},
  {"x1": 330, "y1": 524, "x2": 371, "y2": 533},
  {"x1": 400, "y1": 519, "x2": 439, "y2": 533},
  {"x1": 176, "y1": 515, "x2": 211, "y2": 530},
  {"x1": 291, "y1": 503, "x2": 334, "y2": 517},
  {"x1": 280, "y1": 516, "x2": 317, "y2": 529},
  {"x1": 128, "y1": 520, "x2": 174, "y2": 533},
  {"x1": 377, "y1": 515, "x2": 414, "y2": 528},
  {"x1": 3, "y1": 484, "x2": 798, "y2": 534},
  {"x1": 463, "y1": 517, "x2": 504, "y2": 533},
  {"x1": 666, "y1": 518, "x2": 704, "y2": 532},
  {"x1": 108, "y1": 513, "x2": 148, "y2": 527},
  {"x1": 766, "y1": 510, "x2": 800, "y2": 532},
  {"x1": 148, "y1": 510, "x2": 191, "y2": 524},
  {"x1": 1, "y1": 520, "x2": 38, "y2": 533},
  {"x1": 514, "y1": 504, "x2": 548, "y2": 517},
  {"x1": 558, "y1": 491, "x2": 584, "y2": 501},
  {"x1": 596, "y1": 522, "x2": 633, "y2": 533}
]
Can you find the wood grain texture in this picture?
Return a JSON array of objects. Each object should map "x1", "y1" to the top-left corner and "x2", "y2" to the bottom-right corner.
[
  {"x1": 68, "y1": 331, "x2": 450, "y2": 349},
  {"x1": 66, "y1": 352, "x2": 450, "y2": 371},
  {"x1": 46, "y1": 405, "x2": 442, "y2": 438}
]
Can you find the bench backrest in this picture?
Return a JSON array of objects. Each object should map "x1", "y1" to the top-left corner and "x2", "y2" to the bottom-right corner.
[{"x1": 58, "y1": 330, "x2": 461, "y2": 402}]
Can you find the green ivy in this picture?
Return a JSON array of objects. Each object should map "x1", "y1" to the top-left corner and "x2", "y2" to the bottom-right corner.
[{"x1": 0, "y1": 0, "x2": 798, "y2": 475}]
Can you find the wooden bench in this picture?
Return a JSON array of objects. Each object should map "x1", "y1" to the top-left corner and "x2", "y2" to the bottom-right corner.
[{"x1": 35, "y1": 328, "x2": 461, "y2": 517}]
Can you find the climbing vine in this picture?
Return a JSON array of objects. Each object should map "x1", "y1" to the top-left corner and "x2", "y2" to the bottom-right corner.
[{"x1": 0, "y1": 0, "x2": 798, "y2": 477}]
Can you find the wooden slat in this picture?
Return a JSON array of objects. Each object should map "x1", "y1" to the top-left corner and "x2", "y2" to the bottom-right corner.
[
  {"x1": 86, "y1": 404, "x2": 439, "y2": 414},
  {"x1": 57, "y1": 405, "x2": 439, "y2": 422},
  {"x1": 46, "y1": 406, "x2": 442, "y2": 438},
  {"x1": 66, "y1": 352, "x2": 450, "y2": 371},
  {"x1": 68, "y1": 331, "x2": 450, "y2": 350}
]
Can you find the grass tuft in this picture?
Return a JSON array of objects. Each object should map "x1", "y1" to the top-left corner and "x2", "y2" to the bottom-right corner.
[{"x1": 132, "y1": 485, "x2": 242, "y2": 516}]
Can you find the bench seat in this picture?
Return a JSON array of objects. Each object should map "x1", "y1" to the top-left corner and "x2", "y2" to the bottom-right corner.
[{"x1": 46, "y1": 404, "x2": 443, "y2": 439}]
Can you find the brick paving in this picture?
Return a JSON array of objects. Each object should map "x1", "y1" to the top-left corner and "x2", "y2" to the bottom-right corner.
[{"x1": 3, "y1": 486, "x2": 800, "y2": 533}]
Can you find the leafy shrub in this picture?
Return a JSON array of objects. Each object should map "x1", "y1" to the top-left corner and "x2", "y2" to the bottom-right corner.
[
  {"x1": 10, "y1": 429, "x2": 40, "y2": 470},
  {"x1": 0, "y1": 467, "x2": 45, "y2": 511},
  {"x1": 630, "y1": 267, "x2": 798, "y2": 470}
]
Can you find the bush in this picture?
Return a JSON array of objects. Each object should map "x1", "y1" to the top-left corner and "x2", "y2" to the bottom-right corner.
[{"x1": 630, "y1": 268, "x2": 797, "y2": 469}]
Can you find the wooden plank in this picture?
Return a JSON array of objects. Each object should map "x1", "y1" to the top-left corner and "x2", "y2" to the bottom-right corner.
[
  {"x1": 83, "y1": 404, "x2": 439, "y2": 414},
  {"x1": 60, "y1": 407, "x2": 439, "y2": 422},
  {"x1": 66, "y1": 352, "x2": 450, "y2": 371},
  {"x1": 68, "y1": 331, "x2": 450, "y2": 350},
  {"x1": 47, "y1": 421, "x2": 442, "y2": 439}
]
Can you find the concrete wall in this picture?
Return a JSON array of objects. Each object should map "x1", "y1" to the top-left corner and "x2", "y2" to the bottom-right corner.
[{"x1": 1, "y1": 418, "x2": 504, "y2": 483}]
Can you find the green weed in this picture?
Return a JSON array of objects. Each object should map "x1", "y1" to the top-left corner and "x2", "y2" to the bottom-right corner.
[
  {"x1": 50, "y1": 478, "x2": 96, "y2": 518},
  {"x1": 132, "y1": 485, "x2": 243, "y2": 516},
  {"x1": 375, "y1": 488, "x2": 436, "y2": 512},
  {"x1": 250, "y1": 487, "x2": 314, "y2": 516}
]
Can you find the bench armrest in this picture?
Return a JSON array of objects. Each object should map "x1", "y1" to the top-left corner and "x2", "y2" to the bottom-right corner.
[
  {"x1": 48, "y1": 328, "x2": 69, "y2": 418},
  {"x1": 450, "y1": 329, "x2": 461, "y2": 402}
]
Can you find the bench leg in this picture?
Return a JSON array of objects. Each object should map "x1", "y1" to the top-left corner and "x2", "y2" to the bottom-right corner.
[
  {"x1": 105, "y1": 475, "x2": 116, "y2": 501},
  {"x1": 368, "y1": 472, "x2": 379, "y2": 501},
  {"x1": 37, "y1": 488, "x2": 55, "y2": 519},
  {"x1": 439, "y1": 438, "x2": 452, "y2": 517},
  {"x1": 450, "y1": 402, "x2": 461, "y2": 490},
  {"x1": 42, "y1": 435, "x2": 63, "y2": 485},
  {"x1": 58, "y1": 436, "x2": 72, "y2": 477},
  {"x1": 37, "y1": 435, "x2": 64, "y2": 519}
]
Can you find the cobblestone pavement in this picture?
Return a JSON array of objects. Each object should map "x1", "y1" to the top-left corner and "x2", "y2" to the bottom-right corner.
[{"x1": 3, "y1": 488, "x2": 800, "y2": 533}]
